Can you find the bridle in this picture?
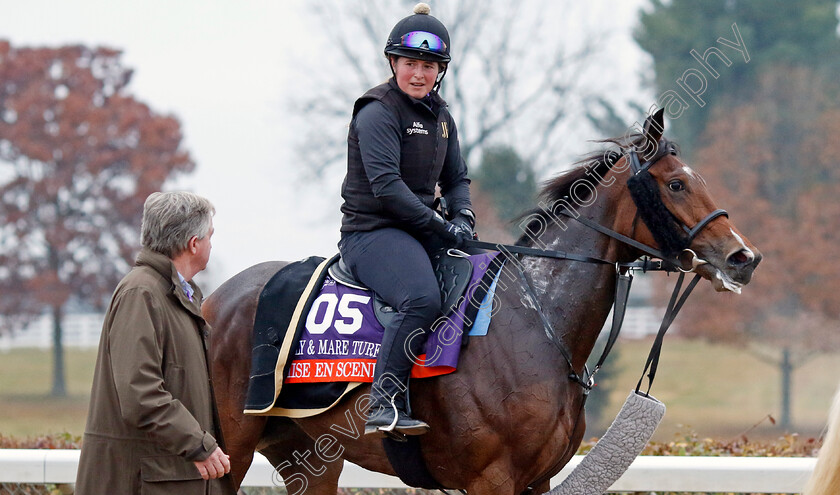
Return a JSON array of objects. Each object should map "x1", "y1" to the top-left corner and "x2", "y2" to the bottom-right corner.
[
  {"x1": 463, "y1": 146, "x2": 730, "y2": 393},
  {"x1": 463, "y1": 146, "x2": 735, "y2": 495},
  {"x1": 626, "y1": 147, "x2": 729, "y2": 268}
]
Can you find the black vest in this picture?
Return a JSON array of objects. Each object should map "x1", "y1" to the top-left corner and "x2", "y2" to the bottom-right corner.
[{"x1": 340, "y1": 79, "x2": 452, "y2": 232}]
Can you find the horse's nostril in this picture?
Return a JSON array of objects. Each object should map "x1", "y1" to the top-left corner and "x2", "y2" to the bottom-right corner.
[{"x1": 727, "y1": 249, "x2": 752, "y2": 267}]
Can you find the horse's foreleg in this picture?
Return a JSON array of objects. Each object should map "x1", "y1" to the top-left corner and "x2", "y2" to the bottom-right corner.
[{"x1": 258, "y1": 418, "x2": 344, "y2": 495}]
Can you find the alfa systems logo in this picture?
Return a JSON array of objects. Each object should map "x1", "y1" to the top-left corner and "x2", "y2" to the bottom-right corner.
[{"x1": 406, "y1": 121, "x2": 429, "y2": 135}]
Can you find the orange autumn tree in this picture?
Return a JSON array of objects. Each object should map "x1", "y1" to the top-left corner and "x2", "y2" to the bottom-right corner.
[
  {"x1": 675, "y1": 67, "x2": 840, "y2": 426},
  {"x1": 0, "y1": 41, "x2": 194, "y2": 396}
]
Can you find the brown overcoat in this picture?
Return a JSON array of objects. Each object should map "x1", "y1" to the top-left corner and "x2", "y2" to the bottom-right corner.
[{"x1": 76, "y1": 249, "x2": 234, "y2": 494}]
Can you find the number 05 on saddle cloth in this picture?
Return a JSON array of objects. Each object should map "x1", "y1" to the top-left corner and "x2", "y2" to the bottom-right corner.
[{"x1": 243, "y1": 252, "x2": 503, "y2": 417}]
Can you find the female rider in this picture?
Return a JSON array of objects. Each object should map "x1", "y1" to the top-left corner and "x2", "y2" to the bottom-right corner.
[{"x1": 338, "y1": 3, "x2": 474, "y2": 437}]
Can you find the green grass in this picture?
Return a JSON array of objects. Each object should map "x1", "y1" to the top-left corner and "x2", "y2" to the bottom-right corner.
[
  {"x1": 0, "y1": 348, "x2": 95, "y2": 437},
  {"x1": 1, "y1": 340, "x2": 838, "y2": 442},
  {"x1": 599, "y1": 337, "x2": 840, "y2": 442}
]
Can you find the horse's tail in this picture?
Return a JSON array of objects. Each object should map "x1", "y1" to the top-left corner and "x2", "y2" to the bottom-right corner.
[{"x1": 803, "y1": 381, "x2": 840, "y2": 495}]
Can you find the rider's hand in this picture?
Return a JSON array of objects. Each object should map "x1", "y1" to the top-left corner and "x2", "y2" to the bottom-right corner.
[
  {"x1": 428, "y1": 211, "x2": 473, "y2": 248},
  {"x1": 451, "y1": 209, "x2": 476, "y2": 239},
  {"x1": 193, "y1": 446, "x2": 231, "y2": 480}
]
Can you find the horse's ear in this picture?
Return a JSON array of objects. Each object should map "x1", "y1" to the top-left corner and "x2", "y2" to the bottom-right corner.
[{"x1": 641, "y1": 108, "x2": 665, "y2": 158}]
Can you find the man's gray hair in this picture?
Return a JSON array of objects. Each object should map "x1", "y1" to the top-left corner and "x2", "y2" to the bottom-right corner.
[{"x1": 141, "y1": 191, "x2": 215, "y2": 258}]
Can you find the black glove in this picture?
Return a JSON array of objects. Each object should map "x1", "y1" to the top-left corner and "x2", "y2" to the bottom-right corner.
[
  {"x1": 428, "y1": 212, "x2": 472, "y2": 248},
  {"x1": 451, "y1": 209, "x2": 476, "y2": 238}
]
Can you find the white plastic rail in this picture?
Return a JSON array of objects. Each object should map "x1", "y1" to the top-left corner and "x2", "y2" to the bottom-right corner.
[{"x1": 0, "y1": 450, "x2": 816, "y2": 493}]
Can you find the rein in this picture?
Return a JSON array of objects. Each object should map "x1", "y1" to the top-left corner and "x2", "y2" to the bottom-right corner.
[
  {"x1": 464, "y1": 149, "x2": 727, "y2": 394},
  {"x1": 465, "y1": 147, "x2": 729, "y2": 495},
  {"x1": 464, "y1": 237, "x2": 679, "y2": 391}
]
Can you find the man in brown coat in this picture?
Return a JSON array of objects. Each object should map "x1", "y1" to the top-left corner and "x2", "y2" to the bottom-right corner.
[{"x1": 76, "y1": 191, "x2": 234, "y2": 494}]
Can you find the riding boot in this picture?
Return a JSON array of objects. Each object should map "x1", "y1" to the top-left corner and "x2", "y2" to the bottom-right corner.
[{"x1": 365, "y1": 319, "x2": 430, "y2": 437}]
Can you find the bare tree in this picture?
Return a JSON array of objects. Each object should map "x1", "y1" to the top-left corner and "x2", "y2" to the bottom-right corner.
[{"x1": 291, "y1": 0, "x2": 637, "y2": 180}]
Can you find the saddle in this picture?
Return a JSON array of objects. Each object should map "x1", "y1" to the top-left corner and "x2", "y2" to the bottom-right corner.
[
  {"x1": 243, "y1": 251, "x2": 503, "y2": 489},
  {"x1": 244, "y1": 250, "x2": 502, "y2": 415},
  {"x1": 327, "y1": 249, "x2": 475, "y2": 491},
  {"x1": 327, "y1": 248, "x2": 474, "y2": 323}
]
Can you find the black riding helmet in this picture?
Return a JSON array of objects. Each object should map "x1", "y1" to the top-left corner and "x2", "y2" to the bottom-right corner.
[{"x1": 385, "y1": 3, "x2": 451, "y2": 91}]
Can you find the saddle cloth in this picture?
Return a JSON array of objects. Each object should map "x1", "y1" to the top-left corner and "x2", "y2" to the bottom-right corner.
[{"x1": 244, "y1": 251, "x2": 503, "y2": 417}]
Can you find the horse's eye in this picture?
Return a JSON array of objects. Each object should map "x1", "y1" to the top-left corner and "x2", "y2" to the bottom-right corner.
[{"x1": 668, "y1": 180, "x2": 685, "y2": 192}]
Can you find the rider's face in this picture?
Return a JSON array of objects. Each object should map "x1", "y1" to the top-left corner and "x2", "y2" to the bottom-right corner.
[{"x1": 392, "y1": 57, "x2": 439, "y2": 99}]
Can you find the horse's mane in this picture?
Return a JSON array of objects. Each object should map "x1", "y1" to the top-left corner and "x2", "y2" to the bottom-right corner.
[{"x1": 515, "y1": 134, "x2": 679, "y2": 247}]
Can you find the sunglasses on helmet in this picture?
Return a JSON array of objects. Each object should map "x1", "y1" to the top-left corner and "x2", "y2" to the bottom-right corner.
[{"x1": 399, "y1": 31, "x2": 447, "y2": 53}]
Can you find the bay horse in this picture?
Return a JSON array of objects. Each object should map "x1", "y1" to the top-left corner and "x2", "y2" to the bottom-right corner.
[{"x1": 203, "y1": 110, "x2": 761, "y2": 494}]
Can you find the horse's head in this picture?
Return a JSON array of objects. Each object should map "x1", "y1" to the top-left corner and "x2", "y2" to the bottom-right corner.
[{"x1": 617, "y1": 109, "x2": 762, "y2": 292}]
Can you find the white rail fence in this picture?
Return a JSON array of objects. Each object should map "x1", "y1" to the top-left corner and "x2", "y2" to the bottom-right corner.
[
  {"x1": 0, "y1": 313, "x2": 104, "y2": 351},
  {"x1": 0, "y1": 450, "x2": 815, "y2": 493},
  {"x1": 0, "y1": 306, "x2": 665, "y2": 352}
]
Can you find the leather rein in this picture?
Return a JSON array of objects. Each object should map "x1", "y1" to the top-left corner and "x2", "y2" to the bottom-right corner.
[{"x1": 462, "y1": 149, "x2": 728, "y2": 395}]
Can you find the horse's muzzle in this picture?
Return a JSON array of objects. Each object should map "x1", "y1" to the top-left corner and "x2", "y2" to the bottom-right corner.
[
  {"x1": 680, "y1": 246, "x2": 762, "y2": 292},
  {"x1": 726, "y1": 247, "x2": 761, "y2": 284}
]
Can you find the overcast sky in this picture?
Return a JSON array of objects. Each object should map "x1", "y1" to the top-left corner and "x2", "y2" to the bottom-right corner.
[
  {"x1": 1, "y1": 0, "x2": 649, "y2": 292},
  {"x1": 0, "y1": 0, "x2": 339, "y2": 289}
]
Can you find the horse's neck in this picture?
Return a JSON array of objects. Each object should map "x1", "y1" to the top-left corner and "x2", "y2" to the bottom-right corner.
[{"x1": 517, "y1": 207, "x2": 620, "y2": 372}]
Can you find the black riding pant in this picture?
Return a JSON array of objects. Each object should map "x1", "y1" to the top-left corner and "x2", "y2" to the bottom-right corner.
[{"x1": 339, "y1": 228, "x2": 441, "y2": 406}]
